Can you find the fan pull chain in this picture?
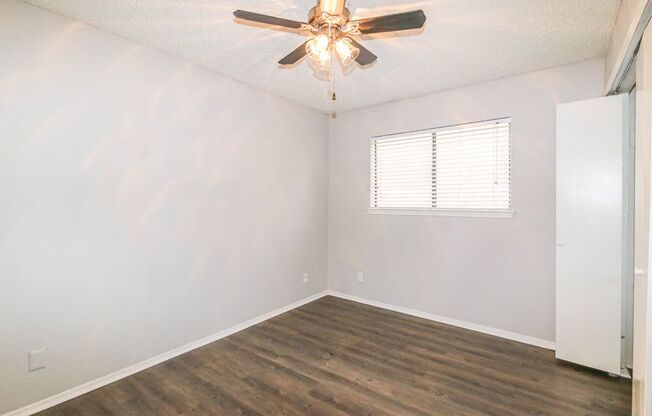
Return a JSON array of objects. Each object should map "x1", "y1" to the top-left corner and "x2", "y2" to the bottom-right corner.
[
  {"x1": 330, "y1": 45, "x2": 336, "y2": 103},
  {"x1": 328, "y1": 23, "x2": 337, "y2": 116}
]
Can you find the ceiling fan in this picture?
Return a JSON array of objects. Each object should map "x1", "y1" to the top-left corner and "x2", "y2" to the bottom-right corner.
[{"x1": 233, "y1": 0, "x2": 426, "y2": 70}]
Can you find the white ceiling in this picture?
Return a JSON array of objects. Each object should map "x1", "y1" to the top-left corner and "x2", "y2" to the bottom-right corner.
[{"x1": 23, "y1": 0, "x2": 621, "y2": 113}]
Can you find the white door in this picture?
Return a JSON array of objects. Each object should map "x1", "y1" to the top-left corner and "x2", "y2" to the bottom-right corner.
[
  {"x1": 556, "y1": 94, "x2": 628, "y2": 375},
  {"x1": 633, "y1": 27, "x2": 652, "y2": 416}
]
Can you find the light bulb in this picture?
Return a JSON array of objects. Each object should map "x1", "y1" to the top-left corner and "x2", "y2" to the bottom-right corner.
[
  {"x1": 319, "y1": 49, "x2": 330, "y2": 63},
  {"x1": 306, "y1": 35, "x2": 330, "y2": 63},
  {"x1": 335, "y1": 37, "x2": 359, "y2": 66}
]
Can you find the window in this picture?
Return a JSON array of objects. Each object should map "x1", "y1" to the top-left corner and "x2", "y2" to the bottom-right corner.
[{"x1": 369, "y1": 118, "x2": 512, "y2": 217}]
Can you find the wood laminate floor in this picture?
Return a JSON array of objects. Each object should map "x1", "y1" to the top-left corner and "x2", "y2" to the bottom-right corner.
[{"x1": 36, "y1": 296, "x2": 631, "y2": 416}]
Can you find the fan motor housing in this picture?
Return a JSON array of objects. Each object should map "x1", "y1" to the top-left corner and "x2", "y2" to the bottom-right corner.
[{"x1": 308, "y1": 6, "x2": 351, "y2": 28}]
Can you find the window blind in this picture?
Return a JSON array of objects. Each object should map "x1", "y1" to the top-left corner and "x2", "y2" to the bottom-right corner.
[{"x1": 370, "y1": 118, "x2": 511, "y2": 212}]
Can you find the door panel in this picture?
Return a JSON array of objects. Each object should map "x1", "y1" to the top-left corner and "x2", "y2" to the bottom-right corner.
[
  {"x1": 633, "y1": 26, "x2": 652, "y2": 416},
  {"x1": 556, "y1": 94, "x2": 628, "y2": 374}
]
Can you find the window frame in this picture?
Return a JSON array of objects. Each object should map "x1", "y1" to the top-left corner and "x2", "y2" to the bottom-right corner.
[{"x1": 367, "y1": 118, "x2": 514, "y2": 219}]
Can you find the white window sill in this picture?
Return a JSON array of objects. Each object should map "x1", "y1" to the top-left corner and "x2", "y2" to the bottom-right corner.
[{"x1": 367, "y1": 208, "x2": 515, "y2": 218}]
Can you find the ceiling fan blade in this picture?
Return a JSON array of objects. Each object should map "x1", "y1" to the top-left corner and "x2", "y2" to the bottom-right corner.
[
  {"x1": 356, "y1": 10, "x2": 426, "y2": 34},
  {"x1": 233, "y1": 10, "x2": 304, "y2": 30},
  {"x1": 349, "y1": 39, "x2": 377, "y2": 66},
  {"x1": 279, "y1": 41, "x2": 309, "y2": 66},
  {"x1": 319, "y1": 0, "x2": 346, "y2": 16}
]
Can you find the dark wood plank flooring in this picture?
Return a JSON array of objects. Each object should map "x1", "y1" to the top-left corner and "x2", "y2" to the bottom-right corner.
[{"x1": 36, "y1": 296, "x2": 631, "y2": 415}]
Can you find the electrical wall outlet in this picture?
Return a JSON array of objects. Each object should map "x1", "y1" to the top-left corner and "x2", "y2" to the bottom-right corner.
[
  {"x1": 28, "y1": 348, "x2": 47, "y2": 372},
  {"x1": 303, "y1": 273, "x2": 310, "y2": 284},
  {"x1": 357, "y1": 272, "x2": 364, "y2": 282}
]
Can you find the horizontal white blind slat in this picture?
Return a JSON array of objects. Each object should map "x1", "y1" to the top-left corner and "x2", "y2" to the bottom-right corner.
[{"x1": 370, "y1": 118, "x2": 511, "y2": 211}]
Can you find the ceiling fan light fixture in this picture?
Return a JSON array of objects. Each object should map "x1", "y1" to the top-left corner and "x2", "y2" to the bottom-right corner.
[
  {"x1": 306, "y1": 35, "x2": 330, "y2": 63},
  {"x1": 234, "y1": 2, "x2": 426, "y2": 73},
  {"x1": 335, "y1": 37, "x2": 359, "y2": 66}
]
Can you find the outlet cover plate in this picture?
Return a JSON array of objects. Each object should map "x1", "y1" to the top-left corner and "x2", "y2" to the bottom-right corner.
[{"x1": 29, "y1": 348, "x2": 47, "y2": 372}]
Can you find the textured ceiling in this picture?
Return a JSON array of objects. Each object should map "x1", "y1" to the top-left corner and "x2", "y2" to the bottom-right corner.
[{"x1": 22, "y1": 0, "x2": 620, "y2": 113}]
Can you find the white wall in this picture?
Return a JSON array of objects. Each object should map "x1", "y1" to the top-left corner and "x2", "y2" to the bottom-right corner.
[
  {"x1": 328, "y1": 60, "x2": 605, "y2": 343},
  {"x1": 0, "y1": 1, "x2": 329, "y2": 414}
]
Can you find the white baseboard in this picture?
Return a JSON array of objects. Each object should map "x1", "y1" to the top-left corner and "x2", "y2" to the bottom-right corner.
[
  {"x1": 326, "y1": 290, "x2": 556, "y2": 350},
  {"x1": 2, "y1": 291, "x2": 329, "y2": 416}
]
